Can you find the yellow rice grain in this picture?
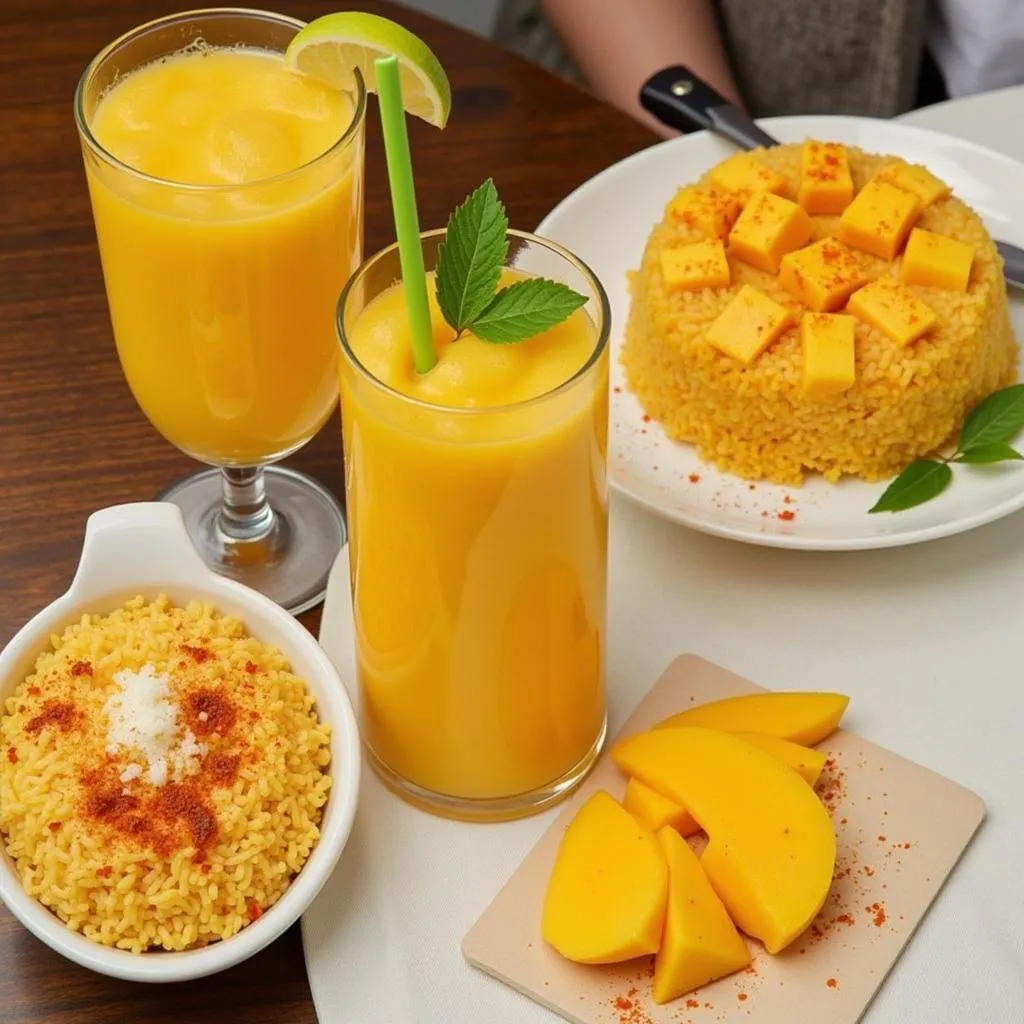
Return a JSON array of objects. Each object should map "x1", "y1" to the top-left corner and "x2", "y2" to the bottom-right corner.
[{"x1": 0, "y1": 596, "x2": 331, "y2": 953}]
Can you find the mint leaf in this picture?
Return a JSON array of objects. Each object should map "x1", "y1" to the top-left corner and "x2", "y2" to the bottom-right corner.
[
  {"x1": 471, "y1": 278, "x2": 588, "y2": 344},
  {"x1": 435, "y1": 179, "x2": 507, "y2": 333},
  {"x1": 958, "y1": 384, "x2": 1024, "y2": 451},
  {"x1": 954, "y1": 442, "x2": 1024, "y2": 464},
  {"x1": 868, "y1": 459, "x2": 952, "y2": 514}
]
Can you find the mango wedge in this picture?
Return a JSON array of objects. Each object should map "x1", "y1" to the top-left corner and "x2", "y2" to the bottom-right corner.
[
  {"x1": 653, "y1": 827, "x2": 751, "y2": 1004},
  {"x1": 653, "y1": 691, "x2": 848, "y2": 746},
  {"x1": 541, "y1": 791, "x2": 668, "y2": 964},
  {"x1": 734, "y1": 732, "x2": 827, "y2": 785},
  {"x1": 613, "y1": 728, "x2": 836, "y2": 954},
  {"x1": 625, "y1": 778, "x2": 695, "y2": 834},
  {"x1": 622, "y1": 735, "x2": 825, "y2": 838}
]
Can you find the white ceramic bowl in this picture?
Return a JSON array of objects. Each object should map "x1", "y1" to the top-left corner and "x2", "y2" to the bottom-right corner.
[{"x1": 0, "y1": 502, "x2": 360, "y2": 982}]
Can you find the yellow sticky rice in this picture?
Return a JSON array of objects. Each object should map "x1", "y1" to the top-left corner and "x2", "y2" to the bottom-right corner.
[
  {"x1": 622, "y1": 145, "x2": 1018, "y2": 484},
  {"x1": 0, "y1": 596, "x2": 331, "y2": 953}
]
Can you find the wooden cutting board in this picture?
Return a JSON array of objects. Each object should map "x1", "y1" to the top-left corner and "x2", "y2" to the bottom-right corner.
[{"x1": 463, "y1": 655, "x2": 985, "y2": 1024}]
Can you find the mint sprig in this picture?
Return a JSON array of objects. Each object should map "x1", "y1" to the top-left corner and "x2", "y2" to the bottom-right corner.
[
  {"x1": 435, "y1": 179, "x2": 508, "y2": 333},
  {"x1": 434, "y1": 179, "x2": 588, "y2": 344},
  {"x1": 869, "y1": 384, "x2": 1024, "y2": 514},
  {"x1": 471, "y1": 277, "x2": 588, "y2": 343}
]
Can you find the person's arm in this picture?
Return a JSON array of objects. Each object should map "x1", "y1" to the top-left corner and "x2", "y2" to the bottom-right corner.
[{"x1": 539, "y1": 0, "x2": 742, "y2": 136}]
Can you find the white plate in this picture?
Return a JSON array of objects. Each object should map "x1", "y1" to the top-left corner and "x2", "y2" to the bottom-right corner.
[{"x1": 536, "y1": 115, "x2": 1024, "y2": 550}]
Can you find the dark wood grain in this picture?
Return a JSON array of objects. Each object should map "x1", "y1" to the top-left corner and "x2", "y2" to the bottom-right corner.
[{"x1": 0, "y1": 2, "x2": 654, "y2": 1021}]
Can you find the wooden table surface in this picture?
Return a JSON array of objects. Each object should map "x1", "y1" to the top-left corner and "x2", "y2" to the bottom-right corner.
[{"x1": 0, "y1": 1, "x2": 653, "y2": 1021}]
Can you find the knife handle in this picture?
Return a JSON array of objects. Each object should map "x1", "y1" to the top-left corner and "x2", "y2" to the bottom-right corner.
[{"x1": 640, "y1": 65, "x2": 780, "y2": 151}]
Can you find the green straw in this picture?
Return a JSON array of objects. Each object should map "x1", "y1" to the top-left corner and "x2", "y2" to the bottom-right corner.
[{"x1": 374, "y1": 54, "x2": 436, "y2": 375}]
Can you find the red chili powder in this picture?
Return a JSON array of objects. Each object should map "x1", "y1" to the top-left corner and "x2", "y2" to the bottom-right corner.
[
  {"x1": 6, "y1": 747, "x2": 16, "y2": 764},
  {"x1": 70, "y1": 660, "x2": 93, "y2": 677},
  {"x1": 25, "y1": 700, "x2": 80, "y2": 736},
  {"x1": 181, "y1": 644, "x2": 213, "y2": 664},
  {"x1": 186, "y1": 689, "x2": 237, "y2": 738},
  {"x1": 827, "y1": 978, "x2": 839, "y2": 989}
]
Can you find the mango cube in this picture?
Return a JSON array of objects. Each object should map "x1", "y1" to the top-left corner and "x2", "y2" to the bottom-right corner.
[
  {"x1": 708, "y1": 152, "x2": 787, "y2": 201},
  {"x1": 728, "y1": 191, "x2": 813, "y2": 273},
  {"x1": 874, "y1": 161, "x2": 950, "y2": 207},
  {"x1": 900, "y1": 227, "x2": 974, "y2": 291},
  {"x1": 652, "y1": 828, "x2": 750, "y2": 1004},
  {"x1": 839, "y1": 179, "x2": 920, "y2": 260},
  {"x1": 798, "y1": 141, "x2": 854, "y2": 214},
  {"x1": 778, "y1": 237, "x2": 869, "y2": 312},
  {"x1": 847, "y1": 276, "x2": 938, "y2": 346},
  {"x1": 800, "y1": 313, "x2": 856, "y2": 400},
  {"x1": 705, "y1": 285, "x2": 793, "y2": 364},
  {"x1": 668, "y1": 186, "x2": 742, "y2": 240},
  {"x1": 660, "y1": 241, "x2": 731, "y2": 291}
]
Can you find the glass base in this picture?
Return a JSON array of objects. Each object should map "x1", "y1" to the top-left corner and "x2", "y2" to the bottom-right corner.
[
  {"x1": 158, "y1": 466, "x2": 346, "y2": 616},
  {"x1": 364, "y1": 715, "x2": 608, "y2": 822}
]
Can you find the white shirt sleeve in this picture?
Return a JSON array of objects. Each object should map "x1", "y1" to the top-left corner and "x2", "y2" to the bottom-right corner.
[{"x1": 928, "y1": 0, "x2": 1024, "y2": 98}]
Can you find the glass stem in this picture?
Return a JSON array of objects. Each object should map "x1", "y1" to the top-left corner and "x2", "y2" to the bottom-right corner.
[{"x1": 218, "y1": 466, "x2": 276, "y2": 544}]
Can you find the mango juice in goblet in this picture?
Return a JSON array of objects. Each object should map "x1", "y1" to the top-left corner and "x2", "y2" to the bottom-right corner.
[
  {"x1": 75, "y1": 9, "x2": 365, "y2": 613},
  {"x1": 338, "y1": 229, "x2": 609, "y2": 820}
]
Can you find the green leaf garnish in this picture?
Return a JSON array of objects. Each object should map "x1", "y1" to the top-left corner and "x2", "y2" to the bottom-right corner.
[
  {"x1": 435, "y1": 178, "x2": 508, "y2": 334},
  {"x1": 868, "y1": 384, "x2": 1024, "y2": 513},
  {"x1": 470, "y1": 278, "x2": 589, "y2": 343},
  {"x1": 434, "y1": 179, "x2": 589, "y2": 345},
  {"x1": 869, "y1": 459, "x2": 953, "y2": 514},
  {"x1": 954, "y1": 442, "x2": 1024, "y2": 464},
  {"x1": 958, "y1": 383, "x2": 1024, "y2": 451}
]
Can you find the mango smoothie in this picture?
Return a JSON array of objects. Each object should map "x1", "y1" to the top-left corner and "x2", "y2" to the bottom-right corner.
[
  {"x1": 340, "y1": 264, "x2": 609, "y2": 812},
  {"x1": 84, "y1": 46, "x2": 364, "y2": 465}
]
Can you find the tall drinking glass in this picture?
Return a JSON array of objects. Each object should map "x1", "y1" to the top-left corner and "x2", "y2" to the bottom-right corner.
[
  {"x1": 338, "y1": 230, "x2": 610, "y2": 820},
  {"x1": 75, "y1": 9, "x2": 366, "y2": 613}
]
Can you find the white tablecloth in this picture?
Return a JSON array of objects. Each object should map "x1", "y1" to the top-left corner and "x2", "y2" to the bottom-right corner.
[{"x1": 302, "y1": 89, "x2": 1024, "y2": 1024}]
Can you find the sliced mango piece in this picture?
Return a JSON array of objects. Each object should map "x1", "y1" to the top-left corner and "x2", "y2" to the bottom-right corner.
[
  {"x1": 652, "y1": 827, "x2": 751, "y2": 1004},
  {"x1": 708, "y1": 152, "x2": 787, "y2": 201},
  {"x1": 669, "y1": 186, "x2": 742, "y2": 240},
  {"x1": 847, "y1": 276, "x2": 938, "y2": 346},
  {"x1": 652, "y1": 691, "x2": 849, "y2": 746},
  {"x1": 733, "y1": 732, "x2": 827, "y2": 785},
  {"x1": 625, "y1": 778, "x2": 696, "y2": 834},
  {"x1": 798, "y1": 141, "x2": 854, "y2": 215},
  {"x1": 660, "y1": 241, "x2": 731, "y2": 292},
  {"x1": 541, "y1": 790, "x2": 668, "y2": 964},
  {"x1": 705, "y1": 285, "x2": 793, "y2": 365},
  {"x1": 874, "y1": 161, "x2": 950, "y2": 207},
  {"x1": 900, "y1": 227, "x2": 974, "y2": 292},
  {"x1": 728, "y1": 191, "x2": 813, "y2": 274},
  {"x1": 838, "y1": 179, "x2": 920, "y2": 260},
  {"x1": 613, "y1": 729, "x2": 836, "y2": 954},
  {"x1": 778, "y1": 237, "x2": 869, "y2": 312},
  {"x1": 622, "y1": 732, "x2": 826, "y2": 837},
  {"x1": 800, "y1": 312, "x2": 856, "y2": 400}
]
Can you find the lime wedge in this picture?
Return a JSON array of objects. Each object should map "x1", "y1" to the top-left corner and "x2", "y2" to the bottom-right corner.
[{"x1": 285, "y1": 12, "x2": 451, "y2": 128}]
